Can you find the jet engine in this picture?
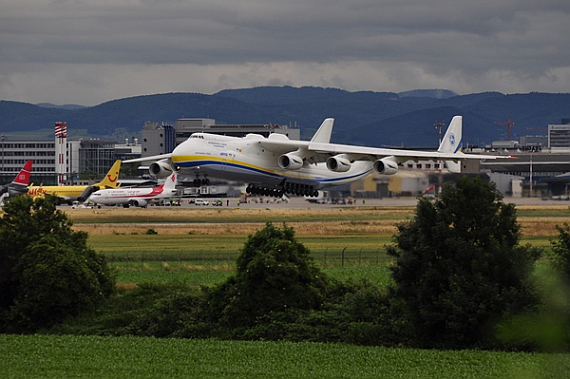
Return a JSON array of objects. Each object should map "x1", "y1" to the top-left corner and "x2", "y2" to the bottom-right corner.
[
  {"x1": 373, "y1": 157, "x2": 399, "y2": 175},
  {"x1": 131, "y1": 199, "x2": 148, "y2": 208},
  {"x1": 278, "y1": 153, "x2": 304, "y2": 170},
  {"x1": 149, "y1": 159, "x2": 173, "y2": 178},
  {"x1": 326, "y1": 155, "x2": 352, "y2": 172}
]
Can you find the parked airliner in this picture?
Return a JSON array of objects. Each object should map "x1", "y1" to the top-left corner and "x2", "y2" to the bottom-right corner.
[
  {"x1": 88, "y1": 172, "x2": 178, "y2": 208},
  {"x1": 125, "y1": 116, "x2": 496, "y2": 197},
  {"x1": 27, "y1": 160, "x2": 122, "y2": 204},
  {"x1": 0, "y1": 160, "x2": 33, "y2": 205}
]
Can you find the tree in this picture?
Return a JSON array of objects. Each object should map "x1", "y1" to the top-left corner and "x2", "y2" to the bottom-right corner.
[
  {"x1": 551, "y1": 223, "x2": 570, "y2": 284},
  {"x1": 208, "y1": 222, "x2": 329, "y2": 328},
  {"x1": 0, "y1": 196, "x2": 114, "y2": 332},
  {"x1": 387, "y1": 176, "x2": 540, "y2": 349}
]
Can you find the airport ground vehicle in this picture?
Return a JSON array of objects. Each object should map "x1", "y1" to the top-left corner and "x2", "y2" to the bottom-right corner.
[{"x1": 194, "y1": 198, "x2": 209, "y2": 206}]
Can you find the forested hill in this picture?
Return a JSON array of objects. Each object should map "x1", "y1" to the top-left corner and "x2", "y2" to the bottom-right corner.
[{"x1": 1, "y1": 87, "x2": 568, "y2": 147}]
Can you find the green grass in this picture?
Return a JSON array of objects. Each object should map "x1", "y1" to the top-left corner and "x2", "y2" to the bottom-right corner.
[
  {"x1": 3, "y1": 209, "x2": 567, "y2": 378},
  {"x1": 112, "y1": 262, "x2": 393, "y2": 288},
  {"x1": 98, "y1": 232, "x2": 552, "y2": 287},
  {"x1": 2, "y1": 335, "x2": 568, "y2": 379},
  {"x1": 113, "y1": 261, "x2": 235, "y2": 286},
  {"x1": 89, "y1": 234, "x2": 394, "y2": 257},
  {"x1": 90, "y1": 234, "x2": 248, "y2": 256}
]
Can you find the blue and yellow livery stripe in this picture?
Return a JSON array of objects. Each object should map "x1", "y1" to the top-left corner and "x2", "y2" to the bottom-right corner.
[{"x1": 173, "y1": 155, "x2": 372, "y2": 185}]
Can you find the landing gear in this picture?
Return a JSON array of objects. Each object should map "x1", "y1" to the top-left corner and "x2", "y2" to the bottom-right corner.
[
  {"x1": 245, "y1": 182, "x2": 319, "y2": 197},
  {"x1": 246, "y1": 184, "x2": 284, "y2": 198},
  {"x1": 193, "y1": 177, "x2": 210, "y2": 186},
  {"x1": 283, "y1": 182, "x2": 318, "y2": 197}
]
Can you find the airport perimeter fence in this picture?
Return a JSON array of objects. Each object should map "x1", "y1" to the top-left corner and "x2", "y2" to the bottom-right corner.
[{"x1": 107, "y1": 247, "x2": 394, "y2": 269}]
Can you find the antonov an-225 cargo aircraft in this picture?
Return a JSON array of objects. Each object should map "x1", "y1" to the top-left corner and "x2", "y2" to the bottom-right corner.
[{"x1": 125, "y1": 116, "x2": 497, "y2": 198}]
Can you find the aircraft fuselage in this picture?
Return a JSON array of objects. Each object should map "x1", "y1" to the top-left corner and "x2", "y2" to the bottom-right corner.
[{"x1": 171, "y1": 133, "x2": 373, "y2": 190}]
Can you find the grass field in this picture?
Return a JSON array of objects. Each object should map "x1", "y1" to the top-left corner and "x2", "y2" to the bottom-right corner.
[
  {"x1": 3, "y1": 204, "x2": 568, "y2": 378},
  {"x1": 77, "y1": 204, "x2": 568, "y2": 287},
  {"x1": 112, "y1": 262, "x2": 393, "y2": 288},
  {"x1": 2, "y1": 335, "x2": 569, "y2": 379}
]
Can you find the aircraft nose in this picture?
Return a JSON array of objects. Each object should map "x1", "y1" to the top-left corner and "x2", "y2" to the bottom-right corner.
[{"x1": 170, "y1": 144, "x2": 184, "y2": 164}]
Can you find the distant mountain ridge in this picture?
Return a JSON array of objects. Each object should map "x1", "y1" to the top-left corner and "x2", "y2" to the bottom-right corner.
[
  {"x1": 36, "y1": 103, "x2": 87, "y2": 110},
  {"x1": 1, "y1": 87, "x2": 569, "y2": 147},
  {"x1": 398, "y1": 89, "x2": 458, "y2": 99}
]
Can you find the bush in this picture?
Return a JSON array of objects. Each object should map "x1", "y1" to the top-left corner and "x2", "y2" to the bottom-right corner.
[
  {"x1": 207, "y1": 223, "x2": 330, "y2": 328},
  {"x1": 0, "y1": 196, "x2": 115, "y2": 332}
]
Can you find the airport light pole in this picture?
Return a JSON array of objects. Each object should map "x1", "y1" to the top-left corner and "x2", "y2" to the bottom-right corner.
[
  {"x1": 1, "y1": 134, "x2": 4, "y2": 172},
  {"x1": 434, "y1": 121, "x2": 445, "y2": 194}
]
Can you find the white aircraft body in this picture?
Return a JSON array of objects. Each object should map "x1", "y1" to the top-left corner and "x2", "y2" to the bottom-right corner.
[
  {"x1": 88, "y1": 173, "x2": 178, "y2": 207},
  {"x1": 125, "y1": 116, "x2": 496, "y2": 197}
]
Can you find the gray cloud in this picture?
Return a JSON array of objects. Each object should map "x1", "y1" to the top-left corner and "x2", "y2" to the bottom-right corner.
[{"x1": 0, "y1": 0, "x2": 568, "y2": 105}]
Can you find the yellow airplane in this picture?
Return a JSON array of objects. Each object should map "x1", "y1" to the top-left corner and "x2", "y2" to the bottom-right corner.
[{"x1": 28, "y1": 160, "x2": 122, "y2": 204}]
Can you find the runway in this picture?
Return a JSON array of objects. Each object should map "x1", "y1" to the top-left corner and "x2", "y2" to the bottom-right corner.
[{"x1": 178, "y1": 195, "x2": 564, "y2": 210}]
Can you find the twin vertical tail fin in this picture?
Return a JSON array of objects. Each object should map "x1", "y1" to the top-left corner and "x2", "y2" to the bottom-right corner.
[
  {"x1": 12, "y1": 160, "x2": 33, "y2": 186},
  {"x1": 438, "y1": 116, "x2": 463, "y2": 173}
]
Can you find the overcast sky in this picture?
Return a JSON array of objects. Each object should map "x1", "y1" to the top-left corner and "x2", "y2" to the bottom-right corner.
[{"x1": 1, "y1": 0, "x2": 569, "y2": 106}]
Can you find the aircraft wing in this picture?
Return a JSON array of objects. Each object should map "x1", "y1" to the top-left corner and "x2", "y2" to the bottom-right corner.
[
  {"x1": 258, "y1": 138, "x2": 496, "y2": 162},
  {"x1": 124, "y1": 153, "x2": 172, "y2": 163},
  {"x1": 258, "y1": 116, "x2": 496, "y2": 163},
  {"x1": 306, "y1": 141, "x2": 497, "y2": 161}
]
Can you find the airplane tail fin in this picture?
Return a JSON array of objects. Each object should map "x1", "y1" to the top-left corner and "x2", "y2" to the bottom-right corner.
[
  {"x1": 12, "y1": 160, "x2": 33, "y2": 186},
  {"x1": 96, "y1": 160, "x2": 122, "y2": 188},
  {"x1": 438, "y1": 116, "x2": 462, "y2": 154},
  {"x1": 163, "y1": 173, "x2": 177, "y2": 190},
  {"x1": 310, "y1": 118, "x2": 334, "y2": 144},
  {"x1": 438, "y1": 116, "x2": 463, "y2": 173}
]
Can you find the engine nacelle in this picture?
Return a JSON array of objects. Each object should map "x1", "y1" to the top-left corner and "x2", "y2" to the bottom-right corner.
[
  {"x1": 149, "y1": 159, "x2": 173, "y2": 178},
  {"x1": 131, "y1": 199, "x2": 148, "y2": 208},
  {"x1": 326, "y1": 155, "x2": 352, "y2": 172},
  {"x1": 278, "y1": 153, "x2": 304, "y2": 170},
  {"x1": 373, "y1": 157, "x2": 399, "y2": 175}
]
